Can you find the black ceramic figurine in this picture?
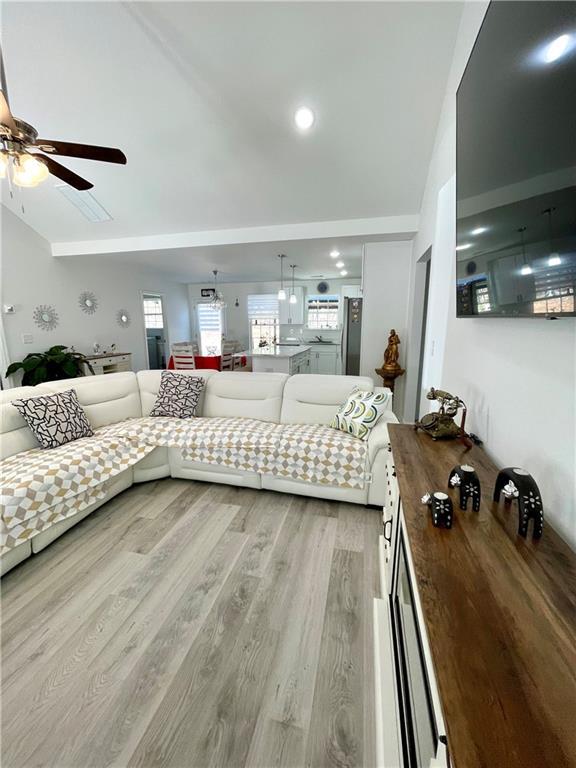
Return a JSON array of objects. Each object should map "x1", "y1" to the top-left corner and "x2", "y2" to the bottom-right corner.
[
  {"x1": 422, "y1": 492, "x2": 453, "y2": 529},
  {"x1": 448, "y1": 464, "x2": 481, "y2": 511},
  {"x1": 493, "y1": 467, "x2": 544, "y2": 539}
]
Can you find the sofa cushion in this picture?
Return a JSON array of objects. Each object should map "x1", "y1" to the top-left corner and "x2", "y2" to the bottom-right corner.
[
  {"x1": 11, "y1": 389, "x2": 94, "y2": 449},
  {"x1": 203, "y1": 372, "x2": 288, "y2": 422},
  {"x1": 280, "y1": 374, "x2": 375, "y2": 425},
  {"x1": 0, "y1": 386, "x2": 44, "y2": 459},
  {"x1": 150, "y1": 371, "x2": 205, "y2": 418},
  {"x1": 37, "y1": 371, "x2": 142, "y2": 429},
  {"x1": 331, "y1": 387, "x2": 391, "y2": 440}
]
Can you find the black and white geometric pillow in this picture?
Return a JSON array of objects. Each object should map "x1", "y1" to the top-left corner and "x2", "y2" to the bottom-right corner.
[
  {"x1": 150, "y1": 372, "x2": 205, "y2": 418},
  {"x1": 12, "y1": 388, "x2": 94, "y2": 450}
]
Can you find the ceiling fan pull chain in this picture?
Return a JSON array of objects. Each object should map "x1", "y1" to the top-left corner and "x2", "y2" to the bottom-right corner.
[{"x1": 6, "y1": 161, "x2": 14, "y2": 199}]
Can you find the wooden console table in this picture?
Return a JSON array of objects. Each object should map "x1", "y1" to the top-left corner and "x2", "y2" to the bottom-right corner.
[
  {"x1": 380, "y1": 424, "x2": 576, "y2": 767},
  {"x1": 83, "y1": 353, "x2": 132, "y2": 376}
]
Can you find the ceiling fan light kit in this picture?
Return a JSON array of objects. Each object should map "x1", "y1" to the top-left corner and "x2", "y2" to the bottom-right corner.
[
  {"x1": 12, "y1": 152, "x2": 49, "y2": 187},
  {"x1": 0, "y1": 49, "x2": 127, "y2": 191}
]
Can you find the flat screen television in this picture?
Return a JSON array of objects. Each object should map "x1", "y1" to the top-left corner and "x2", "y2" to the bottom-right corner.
[{"x1": 456, "y1": 1, "x2": 576, "y2": 318}]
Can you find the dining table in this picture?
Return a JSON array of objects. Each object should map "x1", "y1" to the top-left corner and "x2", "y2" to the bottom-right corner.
[{"x1": 167, "y1": 353, "x2": 247, "y2": 371}]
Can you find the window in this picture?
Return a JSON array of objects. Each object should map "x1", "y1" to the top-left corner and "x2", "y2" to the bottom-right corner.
[
  {"x1": 247, "y1": 294, "x2": 279, "y2": 348},
  {"x1": 307, "y1": 295, "x2": 340, "y2": 329},
  {"x1": 474, "y1": 283, "x2": 492, "y2": 313},
  {"x1": 533, "y1": 264, "x2": 575, "y2": 314},
  {"x1": 143, "y1": 295, "x2": 164, "y2": 329},
  {"x1": 197, "y1": 302, "x2": 223, "y2": 355}
]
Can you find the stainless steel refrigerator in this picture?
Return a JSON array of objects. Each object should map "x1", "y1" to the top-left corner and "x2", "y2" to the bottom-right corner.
[{"x1": 341, "y1": 298, "x2": 363, "y2": 375}]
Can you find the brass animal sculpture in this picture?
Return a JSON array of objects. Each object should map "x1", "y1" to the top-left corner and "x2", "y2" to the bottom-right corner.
[{"x1": 415, "y1": 387, "x2": 471, "y2": 446}]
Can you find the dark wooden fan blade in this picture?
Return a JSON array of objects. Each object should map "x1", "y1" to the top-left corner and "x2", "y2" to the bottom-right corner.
[
  {"x1": 37, "y1": 154, "x2": 93, "y2": 190},
  {"x1": 0, "y1": 91, "x2": 17, "y2": 134},
  {"x1": 0, "y1": 45, "x2": 17, "y2": 133},
  {"x1": 33, "y1": 140, "x2": 126, "y2": 165}
]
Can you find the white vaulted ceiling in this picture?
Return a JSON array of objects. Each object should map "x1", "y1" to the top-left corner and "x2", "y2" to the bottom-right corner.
[{"x1": 1, "y1": 1, "x2": 463, "y2": 252}]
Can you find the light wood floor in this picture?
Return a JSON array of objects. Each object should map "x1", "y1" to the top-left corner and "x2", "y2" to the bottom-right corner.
[{"x1": 1, "y1": 479, "x2": 382, "y2": 768}]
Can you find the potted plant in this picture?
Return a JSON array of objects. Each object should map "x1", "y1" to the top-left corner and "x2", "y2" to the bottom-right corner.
[{"x1": 5, "y1": 346, "x2": 94, "y2": 386}]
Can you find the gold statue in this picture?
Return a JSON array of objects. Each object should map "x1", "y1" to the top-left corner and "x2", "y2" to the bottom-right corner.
[
  {"x1": 375, "y1": 329, "x2": 405, "y2": 392},
  {"x1": 383, "y1": 329, "x2": 401, "y2": 366}
]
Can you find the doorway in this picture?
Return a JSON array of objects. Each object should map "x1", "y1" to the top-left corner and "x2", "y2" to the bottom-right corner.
[{"x1": 142, "y1": 293, "x2": 167, "y2": 369}]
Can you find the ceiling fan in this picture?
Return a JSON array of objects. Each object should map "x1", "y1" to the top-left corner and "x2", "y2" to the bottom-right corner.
[{"x1": 0, "y1": 48, "x2": 126, "y2": 191}]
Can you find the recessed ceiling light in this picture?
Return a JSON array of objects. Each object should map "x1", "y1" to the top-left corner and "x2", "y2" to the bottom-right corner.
[
  {"x1": 340, "y1": 269, "x2": 348, "y2": 276},
  {"x1": 294, "y1": 106, "x2": 315, "y2": 131},
  {"x1": 330, "y1": 250, "x2": 340, "y2": 259},
  {"x1": 456, "y1": 243, "x2": 472, "y2": 251},
  {"x1": 520, "y1": 265, "x2": 533, "y2": 276},
  {"x1": 548, "y1": 254, "x2": 562, "y2": 267},
  {"x1": 471, "y1": 227, "x2": 488, "y2": 236},
  {"x1": 544, "y1": 33, "x2": 572, "y2": 63},
  {"x1": 335, "y1": 261, "x2": 344, "y2": 269}
]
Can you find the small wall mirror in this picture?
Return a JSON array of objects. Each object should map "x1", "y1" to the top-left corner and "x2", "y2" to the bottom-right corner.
[
  {"x1": 79, "y1": 291, "x2": 98, "y2": 314},
  {"x1": 117, "y1": 309, "x2": 131, "y2": 328},
  {"x1": 33, "y1": 304, "x2": 59, "y2": 331}
]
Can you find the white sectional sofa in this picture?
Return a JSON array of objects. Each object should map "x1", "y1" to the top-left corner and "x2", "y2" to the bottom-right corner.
[{"x1": 0, "y1": 370, "x2": 397, "y2": 575}]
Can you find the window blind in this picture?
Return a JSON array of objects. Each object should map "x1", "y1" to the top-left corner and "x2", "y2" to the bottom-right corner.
[
  {"x1": 247, "y1": 295, "x2": 279, "y2": 320},
  {"x1": 197, "y1": 302, "x2": 223, "y2": 331},
  {"x1": 307, "y1": 295, "x2": 339, "y2": 310}
]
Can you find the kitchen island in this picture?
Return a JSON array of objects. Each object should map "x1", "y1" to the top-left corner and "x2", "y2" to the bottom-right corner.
[{"x1": 243, "y1": 345, "x2": 311, "y2": 374}]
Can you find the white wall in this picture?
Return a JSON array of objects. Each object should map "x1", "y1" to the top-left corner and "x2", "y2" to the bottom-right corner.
[
  {"x1": 405, "y1": 1, "x2": 576, "y2": 548},
  {"x1": 1, "y1": 208, "x2": 191, "y2": 376},
  {"x1": 418, "y1": 177, "x2": 455, "y2": 416},
  {"x1": 360, "y1": 241, "x2": 413, "y2": 416},
  {"x1": 188, "y1": 277, "x2": 360, "y2": 348}
]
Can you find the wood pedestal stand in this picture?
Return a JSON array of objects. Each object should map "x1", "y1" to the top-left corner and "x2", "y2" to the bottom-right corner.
[{"x1": 375, "y1": 363, "x2": 405, "y2": 392}]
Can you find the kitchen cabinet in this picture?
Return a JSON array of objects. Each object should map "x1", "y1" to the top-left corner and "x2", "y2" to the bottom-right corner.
[
  {"x1": 341, "y1": 284, "x2": 362, "y2": 299},
  {"x1": 309, "y1": 346, "x2": 340, "y2": 375},
  {"x1": 250, "y1": 345, "x2": 310, "y2": 374},
  {"x1": 291, "y1": 349, "x2": 311, "y2": 374},
  {"x1": 279, "y1": 286, "x2": 304, "y2": 325}
]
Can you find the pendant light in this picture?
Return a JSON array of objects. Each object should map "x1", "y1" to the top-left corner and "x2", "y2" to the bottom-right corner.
[
  {"x1": 543, "y1": 207, "x2": 561, "y2": 267},
  {"x1": 209, "y1": 269, "x2": 227, "y2": 310},
  {"x1": 289, "y1": 264, "x2": 297, "y2": 304},
  {"x1": 518, "y1": 227, "x2": 532, "y2": 276},
  {"x1": 277, "y1": 254, "x2": 286, "y2": 301}
]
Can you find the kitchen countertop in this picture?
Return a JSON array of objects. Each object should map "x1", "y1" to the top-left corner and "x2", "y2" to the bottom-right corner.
[{"x1": 241, "y1": 345, "x2": 311, "y2": 358}]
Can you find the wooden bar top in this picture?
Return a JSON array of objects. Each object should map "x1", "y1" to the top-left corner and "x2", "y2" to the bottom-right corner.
[{"x1": 388, "y1": 424, "x2": 576, "y2": 768}]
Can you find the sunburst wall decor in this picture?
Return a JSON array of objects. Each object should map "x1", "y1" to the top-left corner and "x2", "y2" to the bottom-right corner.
[
  {"x1": 117, "y1": 309, "x2": 131, "y2": 328},
  {"x1": 78, "y1": 291, "x2": 98, "y2": 314},
  {"x1": 33, "y1": 305, "x2": 59, "y2": 331}
]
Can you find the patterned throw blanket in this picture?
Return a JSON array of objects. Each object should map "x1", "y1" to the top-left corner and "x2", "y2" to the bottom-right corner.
[
  {"x1": 102, "y1": 417, "x2": 368, "y2": 489},
  {"x1": 1, "y1": 432, "x2": 156, "y2": 555},
  {"x1": 1, "y1": 417, "x2": 368, "y2": 555}
]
